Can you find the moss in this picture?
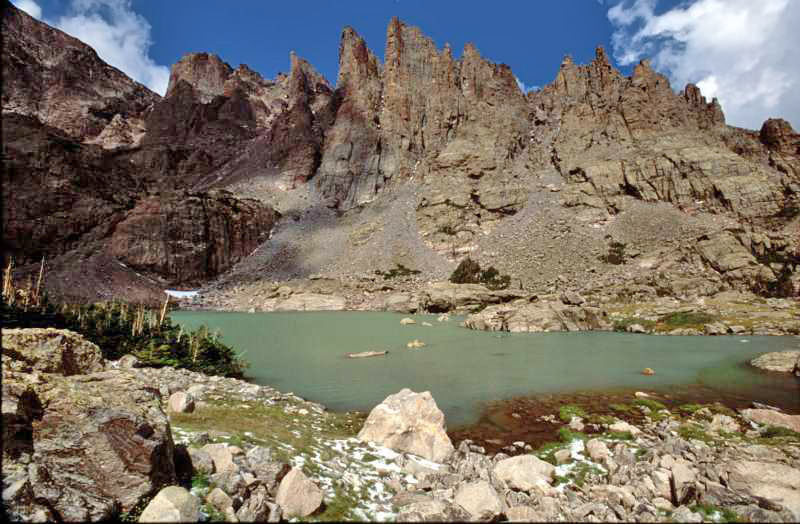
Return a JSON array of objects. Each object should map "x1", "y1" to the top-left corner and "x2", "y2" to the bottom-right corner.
[
  {"x1": 678, "y1": 403, "x2": 704, "y2": 415},
  {"x1": 558, "y1": 427, "x2": 587, "y2": 443},
  {"x1": 612, "y1": 317, "x2": 657, "y2": 332},
  {"x1": 604, "y1": 430, "x2": 634, "y2": 441},
  {"x1": 659, "y1": 311, "x2": 717, "y2": 329},
  {"x1": 761, "y1": 425, "x2": 800, "y2": 439},
  {"x1": 587, "y1": 414, "x2": 618, "y2": 425},
  {"x1": 634, "y1": 398, "x2": 667, "y2": 411},
  {"x1": 678, "y1": 423, "x2": 714, "y2": 443},
  {"x1": 558, "y1": 404, "x2": 587, "y2": 422},
  {"x1": 609, "y1": 403, "x2": 634, "y2": 413}
]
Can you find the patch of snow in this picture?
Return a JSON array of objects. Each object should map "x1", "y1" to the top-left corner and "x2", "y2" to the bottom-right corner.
[{"x1": 165, "y1": 289, "x2": 199, "y2": 299}]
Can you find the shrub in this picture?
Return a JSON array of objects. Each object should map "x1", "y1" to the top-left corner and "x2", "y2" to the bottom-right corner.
[
  {"x1": 449, "y1": 257, "x2": 511, "y2": 290},
  {"x1": 374, "y1": 263, "x2": 421, "y2": 280},
  {"x1": 602, "y1": 241, "x2": 627, "y2": 265}
]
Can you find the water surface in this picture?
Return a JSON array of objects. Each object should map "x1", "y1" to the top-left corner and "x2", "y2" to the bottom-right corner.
[{"x1": 173, "y1": 311, "x2": 799, "y2": 427}]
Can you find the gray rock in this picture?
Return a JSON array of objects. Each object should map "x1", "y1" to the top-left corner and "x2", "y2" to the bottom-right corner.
[
  {"x1": 187, "y1": 448, "x2": 215, "y2": 475},
  {"x1": 750, "y1": 351, "x2": 800, "y2": 374},
  {"x1": 236, "y1": 484, "x2": 281, "y2": 522},
  {"x1": 205, "y1": 487, "x2": 233, "y2": 513},
  {"x1": 492, "y1": 454, "x2": 555, "y2": 493},
  {"x1": 138, "y1": 486, "x2": 200, "y2": 523},
  {"x1": 671, "y1": 505, "x2": 703, "y2": 523},
  {"x1": 586, "y1": 439, "x2": 612, "y2": 461},
  {"x1": 202, "y1": 443, "x2": 236, "y2": 473}
]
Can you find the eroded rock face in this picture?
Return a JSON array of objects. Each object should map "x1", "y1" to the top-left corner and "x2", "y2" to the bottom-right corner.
[
  {"x1": 1, "y1": 2, "x2": 158, "y2": 144},
  {"x1": 358, "y1": 388, "x2": 455, "y2": 462},
  {"x1": 110, "y1": 190, "x2": 278, "y2": 285}
]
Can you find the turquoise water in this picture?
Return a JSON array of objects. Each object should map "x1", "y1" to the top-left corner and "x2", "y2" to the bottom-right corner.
[{"x1": 173, "y1": 311, "x2": 800, "y2": 427}]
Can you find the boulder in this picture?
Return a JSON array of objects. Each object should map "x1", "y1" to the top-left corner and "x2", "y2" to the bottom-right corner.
[
  {"x1": 586, "y1": 439, "x2": 612, "y2": 461},
  {"x1": 2, "y1": 328, "x2": 105, "y2": 375},
  {"x1": 420, "y1": 282, "x2": 522, "y2": 314},
  {"x1": 554, "y1": 449, "x2": 572, "y2": 464},
  {"x1": 708, "y1": 414, "x2": 740, "y2": 434},
  {"x1": 670, "y1": 460, "x2": 697, "y2": 504},
  {"x1": 358, "y1": 389, "x2": 454, "y2": 462},
  {"x1": 138, "y1": 486, "x2": 200, "y2": 523},
  {"x1": 453, "y1": 480, "x2": 504, "y2": 520},
  {"x1": 464, "y1": 300, "x2": 608, "y2": 332},
  {"x1": 727, "y1": 460, "x2": 800, "y2": 520},
  {"x1": 168, "y1": 392, "x2": 195, "y2": 413},
  {"x1": 750, "y1": 351, "x2": 800, "y2": 374},
  {"x1": 187, "y1": 447, "x2": 215, "y2": 475},
  {"x1": 740, "y1": 409, "x2": 800, "y2": 433},
  {"x1": 383, "y1": 293, "x2": 418, "y2": 313},
  {"x1": 15, "y1": 370, "x2": 176, "y2": 521},
  {"x1": 492, "y1": 455, "x2": 555, "y2": 493},
  {"x1": 400, "y1": 317, "x2": 417, "y2": 325},
  {"x1": 202, "y1": 443, "x2": 237, "y2": 473},
  {"x1": 275, "y1": 468, "x2": 323, "y2": 518},
  {"x1": 395, "y1": 498, "x2": 470, "y2": 522},
  {"x1": 273, "y1": 293, "x2": 346, "y2": 311},
  {"x1": 406, "y1": 339, "x2": 426, "y2": 349},
  {"x1": 609, "y1": 420, "x2": 642, "y2": 436},
  {"x1": 237, "y1": 484, "x2": 282, "y2": 522},
  {"x1": 205, "y1": 487, "x2": 233, "y2": 513}
]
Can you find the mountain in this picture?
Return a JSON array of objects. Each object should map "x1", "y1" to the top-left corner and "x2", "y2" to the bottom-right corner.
[{"x1": 2, "y1": 2, "x2": 798, "y2": 306}]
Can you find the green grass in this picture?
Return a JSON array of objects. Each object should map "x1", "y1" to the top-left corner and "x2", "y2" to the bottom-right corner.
[
  {"x1": 659, "y1": 311, "x2": 717, "y2": 329},
  {"x1": 678, "y1": 403, "x2": 704, "y2": 415},
  {"x1": 689, "y1": 503, "x2": 743, "y2": 523},
  {"x1": 761, "y1": 425, "x2": 800, "y2": 439},
  {"x1": 191, "y1": 472, "x2": 210, "y2": 491},
  {"x1": 603, "y1": 431, "x2": 634, "y2": 441},
  {"x1": 678, "y1": 423, "x2": 714, "y2": 443},
  {"x1": 307, "y1": 483, "x2": 365, "y2": 521},
  {"x1": 558, "y1": 427, "x2": 587, "y2": 443},
  {"x1": 609, "y1": 403, "x2": 634, "y2": 413},
  {"x1": 612, "y1": 317, "x2": 657, "y2": 332},
  {"x1": 587, "y1": 414, "x2": 618, "y2": 425},
  {"x1": 535, "y1": 441, "x2": 568, "y2": 465},
  {"x1": 559, "y1": 404, "x2": 587, "y2": 422}
]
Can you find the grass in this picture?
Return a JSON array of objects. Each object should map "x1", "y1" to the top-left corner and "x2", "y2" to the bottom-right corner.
[
  {"x1": 689, "y1": 503, "x2": 743, "y2": 523},
  {"x1": 587, "y1": 414, "x2": 618, "y2": 425},
  {"x1": 609, "y1": 403, "x2": 635, "y2": 413},
  {"x1": 660, "y1": 311, "x2": 717, "y2": 329},
  {"x1": 170, "y1": 397, "x2": 364, "y2": 464},
  {"x1": 535, "y1": 440, "x2": 568, "y2": 465},
  {"x1": 761, "y1": 425, "x2": 800, "y2": 439},
  {"x1": 603, "y1": 431, "x2": 634, "y2": 441},
  {"x1": 566, "y1": 462, "x2": 605, "y2": 488},
  {"x1": 612, "y1": 317, "x2": 657, "y2": 332},
  {"x1": 559, "y1": 404, "x2": 587, "y2": 422},
  {"x1": 307, "y1": 484, "x2": 364, "y2": 522},
  {"x1": 678, "y1": 423, "x2": 714, "y2": 444},
  {"x1": 634, "y1": 398, "x2": 668, "y2": 411},
  {"x1": 678, "y1": 403, "x2": 704, "y2": 415},
  {"x1": 558, "y1": 427, "x2": 587, "y2": 443}
]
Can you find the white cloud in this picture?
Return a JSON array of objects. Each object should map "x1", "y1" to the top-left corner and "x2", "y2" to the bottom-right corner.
[
  {"x1": 11, "y1": 0, "x2": 42, "y2": 19},
  {"x1": 12, "y1": 0, "x2": 170, "y2": 95},
  {"x1": 515, "y1": 76, "x2": 540, "y2": 94},
  {"x1": 608, "y1": 0, "x2": 800, "y2": 130}
]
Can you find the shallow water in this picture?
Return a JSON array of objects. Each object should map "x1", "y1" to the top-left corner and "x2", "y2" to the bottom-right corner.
[{"x1": 173, "y1": 311, "x2": 800, "y2": 427}]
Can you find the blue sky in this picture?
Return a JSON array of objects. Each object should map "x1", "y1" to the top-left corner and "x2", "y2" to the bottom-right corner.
[{"x1": 11, "y1": 0, "x2": 800, "y2": 130}]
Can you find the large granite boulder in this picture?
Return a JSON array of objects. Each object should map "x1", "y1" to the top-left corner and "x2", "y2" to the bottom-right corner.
[
  {"x1": 419, "y1": 282, "x2": 523, "y2": 314},
  {"x1": 750, "y1": 351, "x2": 800, "y2": 375},
  {"x1": 464, "y1": 300, "x2": 609, "y2": 332},
  {"x1": 358, "y1": 389, "x2": 455, "y2": 462},
  {"x1": 740, "y1": 409, "x2": 800, "y2": 433},
  {"x1": 727, "y1": 461, "x2": 800, "y2": 521},
  {"x1": 492, "y1": 454, "x2": 556, "y2": 493},
  {"x1": 2, "y1": 328, "x2": 105, "y2": 375}
]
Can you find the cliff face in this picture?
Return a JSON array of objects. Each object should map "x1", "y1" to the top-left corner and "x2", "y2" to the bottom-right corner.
[
  {"x1": 109, "y1": 191, "x2": 278, "y2": 285},
  {"x1": 3, "y1": 2, "x2": 799, "y2": 301},
  {"x1": 1, "y1": 2, "x2": 158, "y2": 147}
]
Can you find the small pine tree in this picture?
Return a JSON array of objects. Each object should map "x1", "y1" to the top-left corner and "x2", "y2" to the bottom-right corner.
[{"x1": 604, "y1": 241, "x2": 627, "y2": 265}]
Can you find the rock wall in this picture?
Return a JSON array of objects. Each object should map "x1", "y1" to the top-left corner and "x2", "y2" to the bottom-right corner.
[{"x1": 110, "y1": 190, "x2": 278, "y2": 285}]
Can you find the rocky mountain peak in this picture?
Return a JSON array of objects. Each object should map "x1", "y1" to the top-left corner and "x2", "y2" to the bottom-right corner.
[{"x1": 166, "y1": 52, "x2": 234, "y2": 103}]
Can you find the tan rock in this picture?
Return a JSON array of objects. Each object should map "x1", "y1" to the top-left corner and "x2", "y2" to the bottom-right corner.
[
  {"x1": 750, "y1": 351, "x2": 800, "y2": 374},
  {"x1": 138, "y1": 486, "x2": 200, "y2": 523},
  {"x1": 358, "y1": 389, "x2": 454, "y2": 462},
  {"x1": 493, "y1": 455, "x2": 555, "y2": 492},
  {"x1": 728, "y1": 461, "x2": 800, "y2": 520},
  {"x1": 585, "y1": 439, "x2": 611, "y2": 461},
  {"x1": 453, "y1": 480, "x2": 504, "y2": 520},
  {"x1": 168, "y1": 392, "x2": 195, "y2": 414},
  {"x1": 741, "y1": 409, "x2": 800, "y2": 433},
  {"x1": 205, "y1": 487, "x2": 233, "y2": 513},
  {"x1": 275, "y1": 468, "x2": 323, "y2": 518},
  {"x1": 202, "y1": 443, "x2": 237, "y2": 474}
]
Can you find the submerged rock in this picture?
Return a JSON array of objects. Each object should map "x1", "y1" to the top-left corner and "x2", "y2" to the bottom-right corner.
[{"x1": 358, "y1": 389, "x2": 454, "y2": 462}]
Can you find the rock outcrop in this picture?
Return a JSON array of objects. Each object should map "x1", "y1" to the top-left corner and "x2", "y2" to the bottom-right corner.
[
  {"x1": 109, "y1": 190, "x2": 278, "y2": 285},
  {"x1": 358, "y1": 388, "x2": 455, "y2": 462},
  {"x1": 464, "y1": 298, "x2": 609, "y2": 332},
  {"x1": 750, "y1": 351, "x2": 800, "y2": 375},
  {"x1": 1, "y1": 329, "x2": 177, "y2": 521},
  {"x1": 2, "y1": 328, "x2": 105, "y2": 375}
]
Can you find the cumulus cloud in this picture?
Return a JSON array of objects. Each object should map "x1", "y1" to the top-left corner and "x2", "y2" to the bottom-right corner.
[
  {"x1": 11, "y1": 0, "x2": 42, "y2": 19},
  {"x1": 608, "y1": 0, "x2": 800, "y2": 130},
  {"x1": 12, "y1": 0, "x2": 169, "y2": 95}
]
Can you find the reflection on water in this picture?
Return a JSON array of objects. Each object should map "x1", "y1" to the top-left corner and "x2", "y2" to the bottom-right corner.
[{"x1": 173, "y1": 310, "x2": 800, "y2": 426}]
